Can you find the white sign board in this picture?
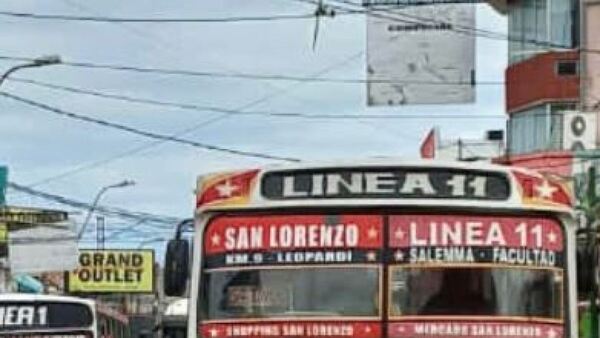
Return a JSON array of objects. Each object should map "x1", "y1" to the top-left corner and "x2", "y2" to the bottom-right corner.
[
  {"x1": 367, "y1": 4, "x2": 476, "y2": 105},
  {"x1": 9, "y1": 222, "x2": 79, "y2": 274}
]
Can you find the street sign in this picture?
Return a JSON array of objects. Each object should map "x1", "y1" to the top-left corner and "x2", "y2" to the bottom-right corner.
[{"x1": 0, "y1": 206, "x2": 68, "y2": 225}]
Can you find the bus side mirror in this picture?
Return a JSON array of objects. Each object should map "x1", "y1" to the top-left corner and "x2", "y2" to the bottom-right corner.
[
  {"x1": 577, "y1": 246, "x2": 593, "y2": 294},
  {"x1": 164, "y1": 238, "x2": 190, "y2": 297}
]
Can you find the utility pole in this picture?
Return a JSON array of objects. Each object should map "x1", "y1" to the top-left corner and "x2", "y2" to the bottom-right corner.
[
  {"x1": 579, "y1": 0, "x2": 600, "y2": 332},
  {"x1": 585, "y1": 166, "x2": 599, "y2": 338},
  {"x1": 96, "y1": 216, "x2": 105, "y2": 250}
]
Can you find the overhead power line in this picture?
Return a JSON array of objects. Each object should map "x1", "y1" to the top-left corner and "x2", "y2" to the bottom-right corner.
[
  {"x1": 294, "y1": 0, "x2": 600, "y2": 53},
  {"x1": 8, "y1": 77, "x2": 506, "y2": 119},
  {"x1": 7, "y1": 182, "x2": 180, "y2": 225},
  {"x1": 8, "y1": 69, "x2": 503, "y2": 85},
  {"x1": 11, "y1": 236, "x2": 170, "y2": 244},
  {"x1": 21, "y1": 115, "x2": 230, "y2": 189},
  {"x1": 0, "y1": 55, "x2": 505, "y2": 84},
  {"x1": 15, "y1": 51, "x2": 366, "y2": 189},
  {"x1": 0, "y1": 91, "x2": 302, "y2": 162},
  {"x1": 0, "y1": 10, "x2": 336, "y2": 23},
  {"x1": 80, "y1": 238, "x2": 170, "y2": 244},
  {"x1": 1, "y1": 205, "x2": 178, "y2": 244},
  {"x1": 330, "y1": 0, "x2": 511, "y2": 41}
]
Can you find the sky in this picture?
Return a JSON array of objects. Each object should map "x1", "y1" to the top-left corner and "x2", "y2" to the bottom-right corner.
[{"x1": 0, "y1": 0, "x2": 508, "y2": 254}]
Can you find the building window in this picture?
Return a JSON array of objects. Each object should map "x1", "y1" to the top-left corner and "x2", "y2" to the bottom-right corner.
[
  {"x1": 556, "y1": 60, "x2": 578, "y2": 76},
  {"x1": 508, "y1": 105, "x2": 550, "y2": 154},
  {"x1": 508, "y1": 103, "x2": 576, "y2": 155},
  {"x1": 508, "y1": 0, "x2": 574, "y2": 64}
]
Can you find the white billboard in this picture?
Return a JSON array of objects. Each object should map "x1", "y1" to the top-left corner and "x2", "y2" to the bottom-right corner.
[
  {"x1": 9, "y1": 221, "x2": 79, "y2": 274},
  {"x1": 366, "y1": 4, "x2": 476, "y2": 105}
]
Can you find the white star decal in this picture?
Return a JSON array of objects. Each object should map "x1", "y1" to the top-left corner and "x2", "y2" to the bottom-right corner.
[
  {"x1": 367, "y1": 227, "x2": 379, "y2": 240},
  {"x1": 209, "y1": 328, "x2": 219, "y2": 337},
  {"x1": 547, "y1": 231, "x2": 558, "y2": 243},
  {"x1": 394, "y1": 228, "x2": 405, "y2": 240},
  {"x1": 534, "y1": 180, "x2": 558, "y2": 199},
  {"x1": 215, "y1": 180, "x2": 239, "y2": 198},
  {"x1": 211, "y1": 234, "x2": 221, "y2": 246},
  {"x1": 366, "y1": 251, "x2": 377, "y2": 261},
  {"x1": 394, "y1": 250, "x2": 405, "y2": 261},
  {"x1": 547, "y1": 328, "x2": 557, "y2": 338}
]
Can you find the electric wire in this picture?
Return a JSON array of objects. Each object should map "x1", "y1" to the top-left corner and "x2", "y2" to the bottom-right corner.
[
  {"x1": 331, "y1": 0, "x2": 512, "y2": 40},
  {"x1": 0, "y1": 91, "x2": 302, "y2": 162},
  {"x1": 11, "y1": 237, "x2": 170, "y2": 244},
  {"x1": 7, "y1": 77, "x2": 505, "y2": 119},
  {"x1": 0, "y1": 10, "x2": 332, "y2": 23},
  {"x1": 326, "y1": 0, "x2": 549, "y2": 47},
  {"x1": 0, "y1": 55, "x2": 506, "y2": 84},
  {"x1": 23, "y1": 115, "x2": 230, "y2": 188},
  {"x1": 13, "y1": 51, "x2": 365, "y2": 188},
  {"x1": 7, "y1": 181, "x2": 181, "y2": 225},
  {"x1": 295, "y1": 0, "x2": 600, "y2": 53},
  {"x1": 9, "y1": 71, "x2": 502, "y2": 87}
]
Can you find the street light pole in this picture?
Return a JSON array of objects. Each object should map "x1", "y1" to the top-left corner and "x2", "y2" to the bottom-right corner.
[
  {"x1": 137, "y1": 237, "x2": 166, "y2": 249},
  {"x1": 0, "y1": 55, "x2": 62, "y2": 293},
  {"x1": 77, "y1": 180, "x2": 135, "y2": 240},
  {"x1": 0, "y1": 55, "x2": 62, "y2": 88}
]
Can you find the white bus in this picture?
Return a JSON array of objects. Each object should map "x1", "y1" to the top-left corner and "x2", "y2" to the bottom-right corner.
[
  {"x1": 0, "y1": 293, "x2": 96, "y2": 338},
  {"x1": 164, "y1": 160, "x2": 585, "y2": 338},
  {"x1": 0, "y1": 293, "x2": 130, "y2": 338}
]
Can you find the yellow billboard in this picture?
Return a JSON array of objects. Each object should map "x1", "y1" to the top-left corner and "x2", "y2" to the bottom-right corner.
[
  {"x1": 68, "y1": 250, "x2": 154, "y2": 293},
  {"x1": 0, "y1": 222, "x2": 7, "y2": 258}
]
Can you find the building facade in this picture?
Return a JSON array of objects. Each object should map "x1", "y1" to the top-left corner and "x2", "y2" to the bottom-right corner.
[
  {"x1": 499, "y1": 0, "x2": 600, "y2": 192},
  {"x1": 505, "y1": 0, "x2": 580, "y2": 157}
]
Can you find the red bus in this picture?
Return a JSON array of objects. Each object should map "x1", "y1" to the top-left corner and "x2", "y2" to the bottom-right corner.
[{"x1": 165, "y1": 161, "x2": 580, "y2": 338}]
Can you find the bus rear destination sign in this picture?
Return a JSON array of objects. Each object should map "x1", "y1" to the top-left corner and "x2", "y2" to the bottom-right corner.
[
  {"x1": 262, "y1": 168, "x2": 509, "y2": 201},
  {"x1": 0, "y1": 302, "x2": 92, "y2": 332}
]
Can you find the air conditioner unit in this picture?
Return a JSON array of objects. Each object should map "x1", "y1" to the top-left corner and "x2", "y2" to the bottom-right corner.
[{"x1": 563, "y1": 110, "x2": 597, "y2": 151}]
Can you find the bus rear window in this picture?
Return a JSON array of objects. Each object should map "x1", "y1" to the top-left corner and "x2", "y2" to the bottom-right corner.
[{"x1": 202, "y1": 267, "x2": 380, "y2": 319}]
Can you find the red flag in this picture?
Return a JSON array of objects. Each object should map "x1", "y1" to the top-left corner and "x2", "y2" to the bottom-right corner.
[{"x1": 420, "y1": 128, "x2": 436, "y2": 159}]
